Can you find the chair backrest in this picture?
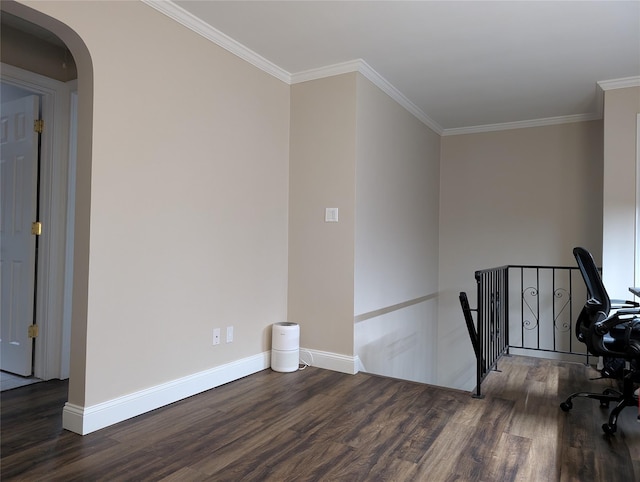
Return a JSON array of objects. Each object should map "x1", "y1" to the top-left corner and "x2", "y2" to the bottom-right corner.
[
  {"x1": 572, "y1": 247, "x2": 632, "y2": 358},
  {"x1": 573, "y1": 247, "x2": 608, "y2": 353},
  {"x1": 573, "y1": 246, "x2": 611, "y2": 315}
]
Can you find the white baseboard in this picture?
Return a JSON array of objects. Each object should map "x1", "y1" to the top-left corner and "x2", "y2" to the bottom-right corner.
[
  {"x1": 62, "y1": 348, "x2": 359, "y2": 435},
  {"x1": 62, "y1": 351, "x2": 270, "y2": 435},
  {"x1": 300, "y1": 347, "x2": 360, "y2": 375}
]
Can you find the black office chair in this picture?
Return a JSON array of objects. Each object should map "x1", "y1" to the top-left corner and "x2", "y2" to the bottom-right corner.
[{"x1": 559, "y1": 247, "x2": 640, "y2": 434}]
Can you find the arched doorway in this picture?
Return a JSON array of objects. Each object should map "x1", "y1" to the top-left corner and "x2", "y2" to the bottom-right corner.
[{"x1": 1, "y1": 0, "x2": 93, "y2": 428}]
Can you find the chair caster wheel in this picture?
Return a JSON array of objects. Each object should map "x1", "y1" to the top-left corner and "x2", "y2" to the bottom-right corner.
[
  {"x1": 599, "y1": 401, "x2": 610, "y2": 409},
  {"x1": 602, "y1": 423, "x2": 616, "y2": 435},
  {"x1": 560, "y1": 401, "x2": 572, "y2": 412}
]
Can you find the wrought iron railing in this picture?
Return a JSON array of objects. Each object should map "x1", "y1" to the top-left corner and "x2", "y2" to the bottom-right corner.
[{"x1": 461, "y1": 264, "x2": 591, "y2": 398}]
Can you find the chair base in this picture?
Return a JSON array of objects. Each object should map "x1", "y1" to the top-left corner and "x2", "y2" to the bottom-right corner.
[{"x1": 560, "y1": 370, "x2": 638, "y2": 435}]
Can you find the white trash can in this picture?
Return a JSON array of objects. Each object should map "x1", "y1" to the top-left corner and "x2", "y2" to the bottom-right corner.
[{"x1": 271, "y1": 322, "x2": 299, "y2": 372}]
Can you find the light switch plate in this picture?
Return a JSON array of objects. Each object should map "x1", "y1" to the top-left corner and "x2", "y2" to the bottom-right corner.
[{"x1": 325, "y1": 207, "x2": 339, "y2": 222}]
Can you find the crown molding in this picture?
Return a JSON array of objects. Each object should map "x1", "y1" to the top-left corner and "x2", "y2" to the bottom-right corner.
[
  {"x1": 290, "y1": 59, "x2": 363, "y2": 84},
  {"x1": 356, "y1": 60, "x2": 443, "y2": 135},
  {"x1": 141, "y1": 0, "x2": 291, "y2": 83},
  {"x1": 442, "y1": 112, "x2": 602, "y2": 136},
  {"x1": 597, "y1": 76, "x2": 640, "y2": 91},
  {"x1": 141, "y1": 1, "x2": 625, "y2": 138},
  {"x1": 445, "y1": 81, "x2": 607, "y2": 136},
  {"x1": 142, "y1": 0, "x2": 442, "y2": 133},
  {"x1": 292, "y1": 59, "x2": 443, "y2": 135}
]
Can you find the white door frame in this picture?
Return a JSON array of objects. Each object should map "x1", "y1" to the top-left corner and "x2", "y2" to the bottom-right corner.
[{"x1": 1, "y1": 63, "x2": 73, "y2": 380}]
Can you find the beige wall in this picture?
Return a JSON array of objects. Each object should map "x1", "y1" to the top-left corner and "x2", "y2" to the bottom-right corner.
[
  {"x1": 354, "y1": 74, "x2": 440, "y2": 383},
  {"x1": 602, "y1": 86, "x2": 640, "y2": 296},
  {"x1": 288, "y1": 74, "x2": 357, "y2": 356},
  {"x1": 439, "y1": 121, "x2": 604, "y2": 389},
  {"x1": 18, "y1": 1, "x2": 290, "y2": 407}
]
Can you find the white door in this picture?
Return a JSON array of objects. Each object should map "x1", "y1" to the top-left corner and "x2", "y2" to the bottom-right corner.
[{"x1": 0, "y1": 95, "x2": 40, "y2": 376}]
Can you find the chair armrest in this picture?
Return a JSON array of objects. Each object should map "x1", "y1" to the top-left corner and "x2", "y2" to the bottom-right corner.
[
  {"x1": 617, "y1": 307, "x2": 640, "y2": 316},
  {"x1": 594, "y1": 309, "x2": 640, "y2": 335},
  {"x1": 610, "y1": 299, "x2": 640, "y2": 309}
]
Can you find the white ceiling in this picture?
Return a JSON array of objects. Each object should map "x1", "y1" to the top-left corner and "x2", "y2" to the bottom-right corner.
[{"x1": 163, "y1": 1, "x2": 640, "y2": 134}]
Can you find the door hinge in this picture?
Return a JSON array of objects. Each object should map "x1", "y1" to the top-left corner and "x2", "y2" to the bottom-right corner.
[
  {"x1": 31, "y1": 221, "x2": 42, "y2": 236},
  {"x1": 28, "y1": 324, "x2": 39, "y2": 338},
  {"x1": 34, "y1": 119, "x2": 44, "y2": 133}
]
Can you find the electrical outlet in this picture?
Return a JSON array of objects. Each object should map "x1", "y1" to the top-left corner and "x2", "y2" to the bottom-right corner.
[
  {"x1": 213, "y1": 328, "x2": 221, "y2": 345},
  {"x1": 226, "y1": 326, "x2": 234, "y2": 343}
]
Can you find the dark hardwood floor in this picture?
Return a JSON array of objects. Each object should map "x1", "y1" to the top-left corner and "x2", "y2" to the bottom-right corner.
[{"x1": 1, "y1": 356, "x2": 639, "y2": 481}]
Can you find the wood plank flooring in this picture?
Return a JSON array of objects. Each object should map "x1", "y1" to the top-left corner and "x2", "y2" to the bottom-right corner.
[{"x1": 1, "y1": 356, "x2": 639, "y2": 481}]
